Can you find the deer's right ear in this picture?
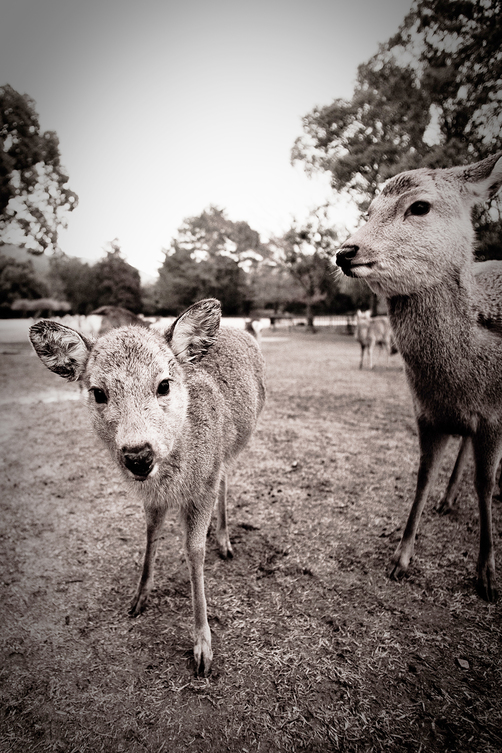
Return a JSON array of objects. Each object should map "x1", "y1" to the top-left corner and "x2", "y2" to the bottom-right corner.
[
  {"x1": 29, "y1": 320, "x2": 93, "y2": 381},
  {"x1": 461, "y1": 152, "x2": 502, "y2": 202},
  {"x1": 167, "y1": 298, "x2": 221, "y2": 363}
]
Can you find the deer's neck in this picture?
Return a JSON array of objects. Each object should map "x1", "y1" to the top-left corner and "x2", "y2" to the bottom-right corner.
[{"x1": 388, "y1": 273, "x2": 480, "y2": 428}]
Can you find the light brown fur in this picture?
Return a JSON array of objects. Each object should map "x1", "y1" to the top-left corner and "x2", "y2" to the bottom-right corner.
[
  {"x1": 29, "y1": 299, "x2": 266, "y2": 675},
  {"x1": 337, "y1": 152, "x2": 502, "y2": 601}
]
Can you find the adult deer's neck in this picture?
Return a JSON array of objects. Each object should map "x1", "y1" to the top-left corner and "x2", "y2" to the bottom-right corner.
[{"x1": 388, "y1": 273, "x2": 478, "y2": 418}]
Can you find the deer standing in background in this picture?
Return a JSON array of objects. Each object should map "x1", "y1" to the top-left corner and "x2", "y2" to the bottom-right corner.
[
  {"x1": 354, "y1": 310, "x2": 393, "y2": 369},
  {"x1": 30, "y1": 299, "x2": 266, "y2": 675},
  {"x1": 337, "y1": 153, "x2": 502, "y2": 601}
]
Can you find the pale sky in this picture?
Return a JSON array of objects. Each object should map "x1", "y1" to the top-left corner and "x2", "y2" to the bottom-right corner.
[{"x1": 1, "y1": 0, "x2": 412, "y2": 279}]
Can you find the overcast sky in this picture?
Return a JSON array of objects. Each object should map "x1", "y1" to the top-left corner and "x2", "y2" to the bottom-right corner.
[{"x1": 1, "y1": 0, "x2": 412, "y2": 278}]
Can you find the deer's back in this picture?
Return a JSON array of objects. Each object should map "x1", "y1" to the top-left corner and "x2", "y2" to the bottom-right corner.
[{"x1": 190, "y1": 327, "x2": 266, "y2": 459}]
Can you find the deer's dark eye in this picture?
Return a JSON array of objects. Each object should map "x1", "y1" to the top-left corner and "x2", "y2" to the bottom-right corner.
[
  {"x1": 90, "y1": 387, "x2": 107, "y2": 404},
  {"x1": 408, "y1": 201, "x2": 431, "y2": 216},
  {"x1": 157, "y1": 379, "x2": 170, "y2": 396}
]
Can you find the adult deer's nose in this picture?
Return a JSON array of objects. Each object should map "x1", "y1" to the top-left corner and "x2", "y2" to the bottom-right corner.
[
  {"x1": 121, "y1": 443, "x2": 154, "y2": 478},
  {"x1": 336, "y1": 245, "x2": 359, "y2": 274}
]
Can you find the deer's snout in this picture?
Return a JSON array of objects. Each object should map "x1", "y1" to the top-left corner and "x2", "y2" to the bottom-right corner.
[
  {"x1": 336, "y1": 245, "x2": 359, "y2": 275},
  {"x1": 121, "y1": 443, "x2": 155, "y2": 479}
]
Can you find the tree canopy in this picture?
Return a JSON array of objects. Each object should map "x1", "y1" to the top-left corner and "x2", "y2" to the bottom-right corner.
[
  {"x1": 0, "y1": 252, "x2": 49, "y2": 315},
  {"x1": 48, "y1": 241, "x2": 143, "y2": 315},
  {"x1": 90, "y1": 240, "x2": 143, "y2": 313},
  {"x1": 156, "y1": 206, "x2": 268, "y2": 316},
  {"x1": 292, "y1": 0, "x2": 502, "y2": 226},
  {"x1": 0, "y1": 84, "x2": 77, "y2": 253},
  {"x1": 276, "y1": 213, "x2": 344, "y2": 327}
]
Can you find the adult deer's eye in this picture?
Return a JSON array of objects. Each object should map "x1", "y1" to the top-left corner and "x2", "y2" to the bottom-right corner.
[
  {"x1": 90, "y1": 387, "x2": 107, "y2": 404},
  {"x1": 157, "y1": 379, "x2": 170, "y2": 396},
  {"x1": 408, "y1": 201, "x2": 431, "y2": 216}
]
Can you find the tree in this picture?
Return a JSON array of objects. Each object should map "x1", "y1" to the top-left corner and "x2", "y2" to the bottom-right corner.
[
  {"x1": 156, "y1": 207, "x2": 267, "y2": 315},
  {"x1": 48, "y1": 254, "x2": 97, "y2": 315},
  {"x1": 156, "y1": 244, "x2": 207, "y2": 314},
  {"x1": 278, "y1": 213, "x2": 339, "y2": 329},
  {"x1": 292, "y1": 60, "x2": 431, "y2": 212},
  {"x1": 0, "y1": 85, "x2": 78, "y2": 253},
  {"x1": 249, "y1": 260, "x2": 304, "y2": 314},
  {"x1": 292, "y1": 0, "x2": 502, "y2": 234},
  {"x1": 92, "y1": 240, "x2": 143, "y2": 313},
  {"x1": 0, "y1": 253, "x2": 48, "y2": 316}
]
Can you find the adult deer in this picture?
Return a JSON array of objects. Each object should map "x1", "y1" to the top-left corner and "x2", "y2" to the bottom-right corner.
[
  {"x1": 354, "y1": 310, "x2": 393, "y2": 369},
  {"x1": 337, "y1": 153, "x2": 502, "y2": 601},
  {"x1": 30, "y1": 299, "x2": 266, "y2": 675}
]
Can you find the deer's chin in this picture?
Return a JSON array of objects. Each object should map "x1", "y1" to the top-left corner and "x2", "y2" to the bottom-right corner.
[
  {"x1": 344, "y1": 262, "x2": 375, "y2": 279},
  {"x1": 127, "y1": 463, "x2": 159, "y2": 482}
]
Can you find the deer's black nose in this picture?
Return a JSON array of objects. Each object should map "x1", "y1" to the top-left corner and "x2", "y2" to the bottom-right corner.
[
  {"x1": 121, "y1": 443, "x2": 154, "y2": 478},
  {"x1": 336, "y1": 245, "x2": 359, "y2": 274}
]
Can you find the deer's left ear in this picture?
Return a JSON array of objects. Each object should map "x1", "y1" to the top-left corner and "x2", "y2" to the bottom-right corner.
[
  {"x1": 29, "y1": 320, "x2": 93, "y2": 381},
  {"x1": 167, "y1": 298, "x2": 221, "y2": 364},
  {"x1": 459, "y1": 152, "x2": 502, "y2": 202}
]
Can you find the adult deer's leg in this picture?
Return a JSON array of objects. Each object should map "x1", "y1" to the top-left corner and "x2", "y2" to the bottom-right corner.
[
  {"x1": 130, "y1": 503, "x2": 168, "y2": 616},
  {"x1": 472, "y1": 429, "x2": 501, "y2": 602},
  {"x1": 437, "y1": 436, "x2": 472, "y2": 513},
  {"x1": 390, "y1": 421, "x2": 450, "y2": 579}
]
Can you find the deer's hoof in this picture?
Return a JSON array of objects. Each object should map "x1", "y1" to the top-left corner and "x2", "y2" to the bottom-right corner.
[
  {"x1": 476, "y1": 570, "x2": 498, "y2": 603},
  {"x1": 217, "y1": 537, "x2": 234, "y2": 560},
  {"x1": 129, "y1": 589, "x2": 149, "y2": 617},
  {"x1": 389, "y1": 562, "x2": 407, "y2": 581},
  {"x1": 389, "y1": 544, "x2": 412, "y2": 581},
  {"x1": 436, "y1": 497, "x2": 454, "y2": 515},
  {"x1": 194, "y1": 636, "x2": 213, "y2": 677}
]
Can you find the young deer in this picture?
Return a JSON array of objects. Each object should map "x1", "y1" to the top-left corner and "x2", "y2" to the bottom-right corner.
[
  {"x1": 354, "y1": 310, "x2": 393, "y2": 369},
  {"x1": 337, "y1": 153, "x2": 502, "y2": 601},
  {"x1": 29, "y1": 299, "x2": 266, "y2": 675}
]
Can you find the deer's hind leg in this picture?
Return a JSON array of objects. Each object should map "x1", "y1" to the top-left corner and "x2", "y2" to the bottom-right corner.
[
  {"x1": 437, "y1": 436, "x2": 472, "y2": 513},
  {"x1": 215, "y1": 472, "x2": 233, "y2": 559},
  {"x1": 472, "y1": 429, "x2": 501, "y2": 602}
]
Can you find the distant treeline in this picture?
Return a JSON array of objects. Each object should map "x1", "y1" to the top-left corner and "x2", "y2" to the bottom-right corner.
[{"x1": 0, "y1": 210, "x2": 373, "y2": 319}]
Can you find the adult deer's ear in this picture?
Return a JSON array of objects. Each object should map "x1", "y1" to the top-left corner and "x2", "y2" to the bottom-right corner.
[
  {"x1": 29, "y1": 320, "x2": 93, "y2": 381},
  {"x1": 167, "y1": 299, "x2": 221, "y2": 363},
  {"x1": 457, "y1": 152, "x2": 502, "y2": 202}
]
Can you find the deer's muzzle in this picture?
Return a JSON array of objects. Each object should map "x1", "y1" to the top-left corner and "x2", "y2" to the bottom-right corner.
[{"x1": 121, "y1": 443, "x2": 155, "y2": 479}]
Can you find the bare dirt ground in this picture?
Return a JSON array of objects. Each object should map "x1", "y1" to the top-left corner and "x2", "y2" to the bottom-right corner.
[{"x1": 1, "y1": 329, "x2": 501, "y2": 752}]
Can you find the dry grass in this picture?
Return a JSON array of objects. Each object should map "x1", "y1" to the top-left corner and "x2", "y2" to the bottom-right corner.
[{"x1": 1, "y1": 330, "x2": 501, "y2": 752}]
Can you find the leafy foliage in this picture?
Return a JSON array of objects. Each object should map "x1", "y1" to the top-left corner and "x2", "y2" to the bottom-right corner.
[
  {"x1": 48, "y1": 241, "x2": 143, "y2": 314},
  {"x1": 156, "y1": 206, "x2": 267, "y2": 316},
  {"x1": 48, "y1": 254, "x2": 98, "y2": 315},
  {"x1": 91, "y1": 240, "x2": 143, "y2": 313},
  {"x1": 0, "y1": 85, "x2": 78, "y2": 253},
  {"x1": 277, "y1": 214, "x2": 343, "y2": 326},
  {"x1": 292, "y1": 0, "x2": 502, "y2": 236},
  {"x1": 0, "y1": 252, "x2": 48, "y2": 315}
]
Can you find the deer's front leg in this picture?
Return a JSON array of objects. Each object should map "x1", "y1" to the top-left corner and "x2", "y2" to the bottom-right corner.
[
  {"x1": 180, "y1": 503, "x2": 214, "y2": 677},
  {"x1": 129, "y1": 503, "x2": 167, "y2": 616},
  {"x1": 391, "y1": 423, "x2": 449, "y2": 579}
]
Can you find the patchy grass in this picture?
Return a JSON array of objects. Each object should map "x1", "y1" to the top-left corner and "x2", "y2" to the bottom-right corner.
[{"x1": 1, "y1": 330, "x2": 501, "y2": 752}]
